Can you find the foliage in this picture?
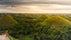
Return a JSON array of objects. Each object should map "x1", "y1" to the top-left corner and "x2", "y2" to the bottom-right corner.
[{"x1": 0, "y1": 14, "x2": 71, "y2": 40}]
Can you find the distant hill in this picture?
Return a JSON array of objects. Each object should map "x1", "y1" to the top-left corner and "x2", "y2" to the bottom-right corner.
[
  {"x1": 0, "y1": 14, "x2": 18, "y2": 26},
  {"x1": 42, "y1": 16, "x2": 71, "y2": 26}
]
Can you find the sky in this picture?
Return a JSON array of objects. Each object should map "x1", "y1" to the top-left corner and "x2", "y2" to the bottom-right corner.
[{"x1": 0, "y1": 0, "x2": 71, "y2": 14}]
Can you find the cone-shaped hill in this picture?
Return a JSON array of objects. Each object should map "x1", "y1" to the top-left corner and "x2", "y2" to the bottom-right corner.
[
  {"x1": 0, "y1": 14, "x2": 18, "y2": 26},
  {"x1": 42, "y1": 16, "x2": 71, "y2": 26}
]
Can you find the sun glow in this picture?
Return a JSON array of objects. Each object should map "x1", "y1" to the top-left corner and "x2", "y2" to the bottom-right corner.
[{"x1": 0, "y1": 4, "x2": 71, "y2": 13}]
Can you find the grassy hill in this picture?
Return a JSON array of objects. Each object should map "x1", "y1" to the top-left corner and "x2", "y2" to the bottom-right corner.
[
  {"x1": 0, "y1": 14, "x2": 18, "y2": 26},
  {"x1": 43, "y1": 16, "x2": 71, "y2": 25}
]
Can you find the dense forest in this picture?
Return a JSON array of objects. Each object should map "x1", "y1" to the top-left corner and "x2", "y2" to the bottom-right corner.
[{"x1": 0, "y1": 13, "x2": 71, "y2": 40}]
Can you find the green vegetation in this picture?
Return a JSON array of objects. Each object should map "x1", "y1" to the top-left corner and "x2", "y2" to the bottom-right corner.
[
  {"x1": 0, "y1": 14, "x2": 71, "y2": 40},
  {"x1": 0, "y1": 14, "x2": 18, "y2": 26}
]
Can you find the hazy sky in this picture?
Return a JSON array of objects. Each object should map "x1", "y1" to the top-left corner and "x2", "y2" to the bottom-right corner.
[{"x1": 0, "y1": 0, "x2": 71, "y2": 13}]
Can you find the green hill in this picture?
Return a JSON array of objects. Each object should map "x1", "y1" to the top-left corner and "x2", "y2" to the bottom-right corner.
[
  {"x1": 0, "y1": 14, "x2": 18, "y2": 26},
  {"x1": 42, "y1": 16, "x2": 71, "y2": 26}
]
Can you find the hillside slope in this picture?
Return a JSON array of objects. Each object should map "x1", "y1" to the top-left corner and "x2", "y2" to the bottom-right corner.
[
  {"x1": 0, "y1": 14, "x2": 18, "y2": 26},
  {"x1": 42, "y1": 16, "x2": 71, "y2": 26}
]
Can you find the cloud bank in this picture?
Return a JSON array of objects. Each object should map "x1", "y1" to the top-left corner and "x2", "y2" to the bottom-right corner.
[
  {"x1": 0, "y1": 0, "x2": 71, "y2": 13},
  {"x1": 0, "y1": 0, "x2": 71, "y2": 5},
  {"x1": 0, "y1": 4, "x2": 71, "y2": 14}
]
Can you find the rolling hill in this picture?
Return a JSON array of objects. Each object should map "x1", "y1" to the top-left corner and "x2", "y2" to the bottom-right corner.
[
  {"x1": 0, "y1": 14, "x2": 18, "y2": 26},
  {"x1": 42, "y1": 16, "x2": 71, "y2": 26}
]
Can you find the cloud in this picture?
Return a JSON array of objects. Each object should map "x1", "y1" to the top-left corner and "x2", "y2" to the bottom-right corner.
[
  {"x1": 0, "y1": 4, "x2": 71, "y2": 13},
  {"x1": 0, "y1": 0, "x2": 71, "y2": 13},
  {"x1": 0, "y1": 0, "x2": 71, "y2": 5}
]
